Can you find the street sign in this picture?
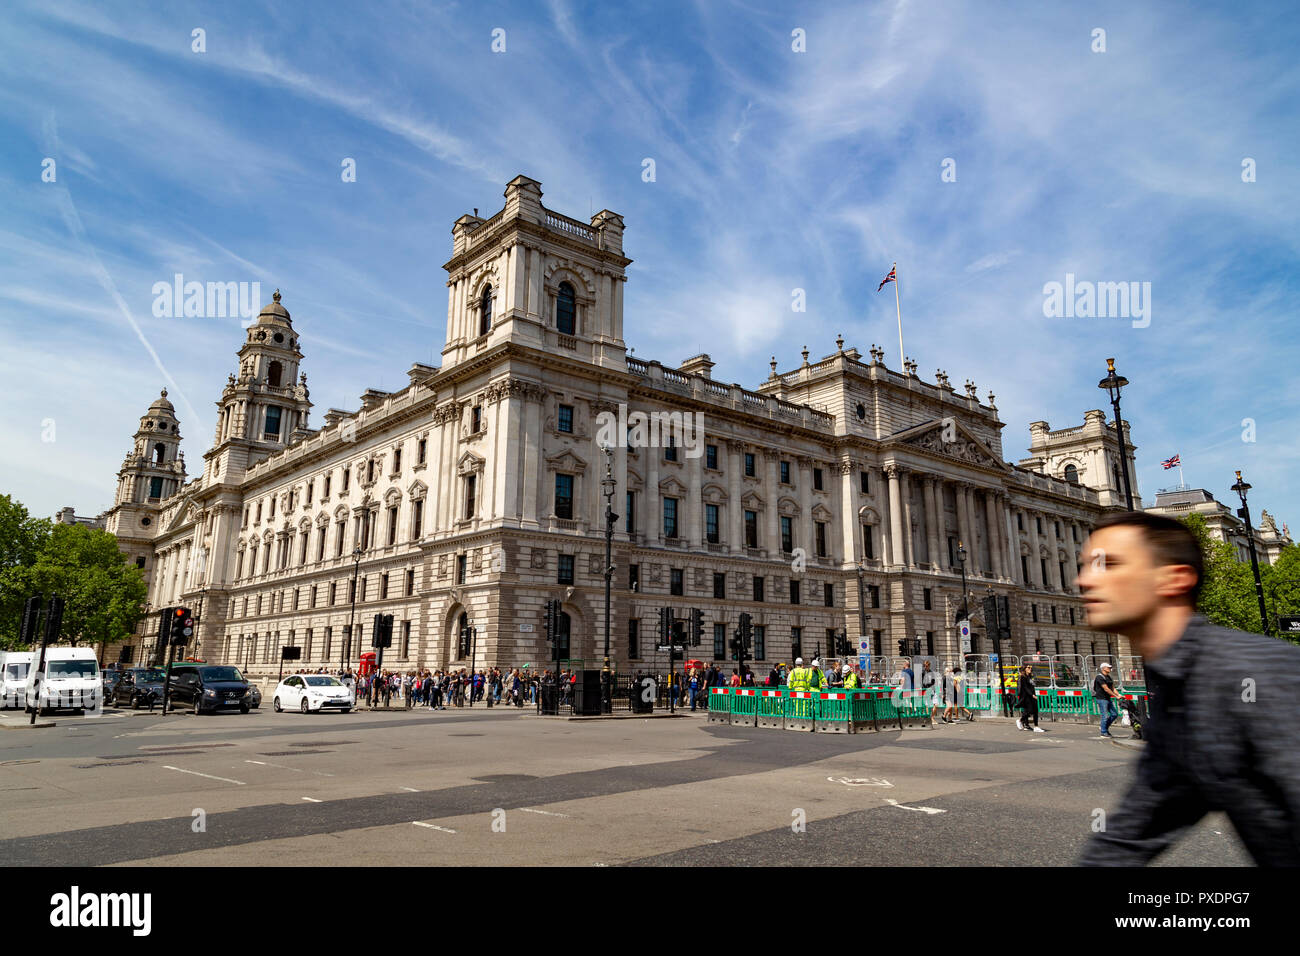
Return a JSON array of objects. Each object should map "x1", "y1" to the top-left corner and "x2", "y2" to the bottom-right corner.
[
  {"x1": 958, "y1": 620, "x2": 971, "y2": 655},
  {"x1": 858, "y1": 655, "x2": 866, "y2": 671},
  {"x1": 657, "y1": 645, "x2": 684, "y2": 653},
  {"x1": 859, "y1": 639, "x2": 869, "y2": 651},
  {"x1": 518, "y1": 623, "x2": 534, "y2": 632},
  {"x1": 989, "y1": 654, "x2": 999, "y2": 662},
  {"x1": 1280, "y1": 617, "x2": 1300, "y2": 634}
]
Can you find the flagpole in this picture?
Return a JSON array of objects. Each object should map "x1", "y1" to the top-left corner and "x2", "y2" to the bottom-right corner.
[
  {"x1": 892, "y1": 261, "x2": 904, "y2": 367},
  {"x1": 1179, "y1": 462, "x2": 1185, "y2": 490}
]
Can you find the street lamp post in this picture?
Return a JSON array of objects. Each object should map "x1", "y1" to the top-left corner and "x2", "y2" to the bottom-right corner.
[
  {"x1": 1098, "y1": 358, "x2": 1136, "y2": 511},
  {"x1": 600, "y1": 445, "x2": 618, "y2": 715},
  {"x1": 856, "y1": 562, "x2": 872, "y2": 671},
  {"x1": 957, "y1": 541, "x2": 969, "y2": 620},
  {"x1": 1231, "y1": 470, "x2": 1271, "y2": 637},
  {"x1": 343, "y1": 546, "x2": 362, "y2": 676}
]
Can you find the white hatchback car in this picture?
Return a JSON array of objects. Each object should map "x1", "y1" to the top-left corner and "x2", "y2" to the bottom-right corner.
[{"x1": 272, "y1": 674, "x2": 353, "y2": 714}]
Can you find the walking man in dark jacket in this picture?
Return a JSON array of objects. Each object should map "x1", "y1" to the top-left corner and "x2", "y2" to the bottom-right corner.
[{"x1": 1077, "y1": 511, "x2": 1300, "y2": 866}]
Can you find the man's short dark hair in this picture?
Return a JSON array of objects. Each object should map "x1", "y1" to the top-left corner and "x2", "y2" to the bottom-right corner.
[{"x1": 1091, "y1": 511, "x2": 1204, "y2": 605}]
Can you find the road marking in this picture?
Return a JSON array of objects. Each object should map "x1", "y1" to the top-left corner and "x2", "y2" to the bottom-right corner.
[
  {"x1": 401, "y1": 787, "x2": 419, "y2": 792},
  {"x1": 162, "y1": 766, "x2": 246, "y2": 785},
  {"x1": 828, "y1": 776, "x2": 894, "y2": 788},
  {"x1": 884, "y1": 798, "x2": 945, "y2": 814},
  {"x1": 301, "y1": 797, "x2": 322, "y2": 803},
  {"x1": 243, "y1": 759, "x2": 335, "y2": 777},
  {"x1": 519, "y1": 807, "x2": 570, "y2": 818},
  {"x1": 412, "y1": 822, "x2": 456, "y2": 833}
]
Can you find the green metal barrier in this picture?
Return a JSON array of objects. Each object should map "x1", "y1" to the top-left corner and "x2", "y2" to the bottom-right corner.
[
  {"x1": 783, "y1": 690, "x2": 816, "y2": 732},
  {"x1": 730, "y1": 687, "x2": 758, "y2": 726},
  {"x1": 814, "y1": 691, "x2": 852, "y2": 734},
  {"x1": 1048, "y1": 687, "x2": 1096, "y2": 722},
  {"x1": 963, "y1": 683, "x2": 994, "y2": 714},
  {"x1": 849, "y1": 689, "x2": 880, "y2": 732},
  {"x1": 707, "y1": 687, "x2": 731, "y2": 724},
  {"x1": 758, "y1": 688, "x2": 784, "y2": 728},
  {"x1": 894, "y1": 689, "x2": 933, "y2": 729}
]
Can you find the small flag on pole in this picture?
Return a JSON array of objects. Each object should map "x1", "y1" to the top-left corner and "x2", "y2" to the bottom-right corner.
[
  {"x1": 876, "y1": 265, "x2": 897, "y2": 292},
  {"x1": 1162, "y1": 454, "x2": 1180, "y2": 469}
]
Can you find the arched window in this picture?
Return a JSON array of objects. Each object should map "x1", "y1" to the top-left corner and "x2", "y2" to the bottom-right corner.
[
  {"x1": 153, "y1": 443, "x2": 166, "y2": 464},
  {"x1": 268, "y1": 361, "x2": 283, "y2": 387},
  {"x1": 556, "y1": 281, "x2": 576, "y2": 336},
  {"x1": 1064, "y1": 464, "x2": 1078, "y2": 483},
  {"x1": 479, "y1": 286, "x2": 493, "y2": 337}
]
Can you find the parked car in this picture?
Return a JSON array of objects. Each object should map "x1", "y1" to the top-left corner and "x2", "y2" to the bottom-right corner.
[
  {"x1": 0, "y1": 651, "x2": 34, "y2": 709},
  {"x1": 109, "y1": 667, "x2": 167, "y2": 709},
  {"x1": 25, "y1": 647, "x2": 99, "y2": 715},
  {"x1": 272, "y1": 674, "x2": 352, "y2": 713},
  {"x1": 246, "y1": 682, "x2": 262, "y2": 709},
  {"x1": 167, "y1": 664, "x2": 251, "y2": 714}
]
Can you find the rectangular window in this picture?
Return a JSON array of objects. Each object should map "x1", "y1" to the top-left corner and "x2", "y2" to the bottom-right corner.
[
  {"x1": 558, "y1": 554, "x2": 574, "y2": 585},
  {"x1": 789, "y1": 580, "x2": 800, "y2": 605},
  {"x1": 824, "y1": 582, "x2": 834, "y2": 607},
  {"x1": 815, "y1": 521, "x2": 827, "y2": 557},
  {"x1": 149, "y1": 476, "x2": 163, "y2": 498},
  {"x1": 625, "y1": 492, "x2": 635, "y2": 534},
  {"x1": 401, "y1": 621, "x2": 411, "y2": 659},
  {"x1": 359, "y1": 577, "x2": 366, "y2": 603},
  {"x1": 663, "y1": 498, "x2": 678, "y2": 539},
  {"x1": 753, "y1": 625, "x2": 765, "y2": 661},
  {"x1": 367, "y1": 460, "x2": 376, "y2": 483},
  {"x1": 629, "y1": 563, "x2": 639, "y2": 592},
  {"x1": 1069, "y1": 606, "x2": 1076, "y2": 625},
  {"x1": 670, "y1": 568, "x2": 684, "y2": 596},
  {"x1": 1036, "y1": 516, "x2": 1043, "y2": 534},
  {"x1": 705, "y1": 504, "x2": 719, "y2": 543},
  {"x1": 406, "y1": 569, "x2": 415, "y2": 596},
  {"x1": 926, "y1": 632, "x2": 935, "y2": 656},
  {"x1": 329, "y1": 582, "x2": 337, "y2": 606},
  {"x1": 558, "y1": 404, "x2": 574, "y2": 433},
  {"x1": 417, "y1": 439, "x2": 426, "y2": 464},
  {"x1": 310, "y1": 585, "x2": 318, "y2": 609},
  {"x1": 923, "y1": 587, "x2": 932, "y2": 610},
  {"x1": 863, "y1": 524, "x2": 874, "y2": 560},
  {"x1": 457, "y1": 555, "x2": 467, "y2": 585},
  {"x1": 380, "y1": 573, "x2": 389, "y2": 599},
  {"x1": 744, "y1": 453, "x2": 755, "y2": 477},
  {"x1": 705, "y1": 444, "x2": 718, "y2": 469},
  {"x1": 306, "y1": 479, "x2": 313, "y2": 504},
  {"x1": 870, "y1": 585, "x2": 881, "y2": 608},
  {"x1": 744, "y1": 510, "x2": 758, "y2": 548},
  {"x1": 1031, "y1": 604, "x2": 1039, "y2": 623},
  {"x1": 317, "y1": 528, "x2": 326, "y2": 562},
  {"x1": 393, "y1": 447, "x2": 402, "y2": 473},
  {"x1": 790, "y1": 626, "x2": 801, "y2": 661},
  {"x1": 465, "y1": 475, "x2": 477, "y2": 519},
  {"x1": 860, "y1": 470, "x2": 869, "y2": 494},
  {"x1": 813, "y1": 468, "x2": 823, "y2": 491},
  {"x1": 664, "y1": 436, "x2": 678, "y2": 462},
  {"x1": 387, "y1": 505, "x2": 398, "y2": 545},
  {"x1": 412, "y1": 499, "x2": 424, "y2": 540},
  {"x1": 753, "y1": 576, "x2": 765, "y2": 602},
  {"x1": 555, "y1": 474, "x2": 574, "y2": 519},
  {"x1": 342, "y1": 467, "x2": 350, "y2": 492},
  {"x1": 780, "y1": 516, "x2": 793, "y2": 554},
  {"x1": 1017, "y1": 512, "x2": 1023, "y2": 531},
  {"x1": 872, "y1": 629, "x2": 883, "y2": 657},
  {"x1": 1051, "y1": 605, "x2": 1058, "y2": 624},
  {"x1": 780, "y1": 461, "x2": 790, "y2": 484},
  {"x1": 324, "y1": 475, "x2": 332, "y2": 497},
  {"x1": 713, "y1": 623, "x2": 726, "y2": 660},
  {"x1": 1022, "y1": 555, "x2": 1029, "y2": 582},
  {"x1": 713, "y1": 572, "x2": 726, "y2": 600},
  {"x1": 628, "y1": 619, "x2": 640, "y2": 660},
  {"x1": 1040, "y1": 558, "x2": 1049, "y2": 586},
  {"x1": 472, "y1": 405, "x2": 482, "y2": 433},
  {"x1": 264, "y1": 405, "x2": 282, "y2": 438}
]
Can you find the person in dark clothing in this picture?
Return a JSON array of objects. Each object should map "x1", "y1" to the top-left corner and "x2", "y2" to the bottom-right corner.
[
  {"x1": 1077, "y1": 511, "x2": 1300, "y2": 866},
  {"x1": 1015, "y1": 665, "x2": 1045, "y2": 732}
]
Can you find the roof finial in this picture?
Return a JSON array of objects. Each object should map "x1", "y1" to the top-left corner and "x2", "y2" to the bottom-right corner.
[
  {"x1": 273, "y1": 289, "x2": 281, "y2": 303},
  {"x1": 160, "y1": 387, "x2": 168, "y2": 398},
  {"x1": 770, "y1": 356, "x2": 778, "y2": 375},
  {"x1": 836, "y1": 334, "x2": 844, "y2": 352}
]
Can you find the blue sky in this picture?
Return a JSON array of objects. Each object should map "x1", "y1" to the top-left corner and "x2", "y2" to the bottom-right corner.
[{"x1": 2, "y1": 0, "x2": 1297, "y2": 531}]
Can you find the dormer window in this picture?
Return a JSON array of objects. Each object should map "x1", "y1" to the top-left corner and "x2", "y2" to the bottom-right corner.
[
  {"x1": 479, "y1": 285, "x2": 493, "y2": 337},
  {"x1": 557, "y1": 281, "x2": 576, "y2": 336}
]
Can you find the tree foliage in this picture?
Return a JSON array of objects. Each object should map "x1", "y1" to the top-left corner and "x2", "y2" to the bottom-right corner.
[
  {"x1": 1183, "y1": 513, "x2": 1300, "y2": 643},
  {"x1": 0, "y1": 495, "x2": 146, "y2": 652}
]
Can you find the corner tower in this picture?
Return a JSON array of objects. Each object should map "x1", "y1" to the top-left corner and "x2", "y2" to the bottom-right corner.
[{"x1": 440, "y1": 175, "x2": 631, "y2": 372}]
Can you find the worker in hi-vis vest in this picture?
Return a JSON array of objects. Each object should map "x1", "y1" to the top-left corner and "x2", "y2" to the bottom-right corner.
[
  {"x1": 844, "y1": 668, "x2": 860, "y2": 689},
  {"x1": 787, "y1": 657, "x2": 810, "y2": 691},
  {"x1": 808, "y1": 659, "x2": 825, "y2": 690}
]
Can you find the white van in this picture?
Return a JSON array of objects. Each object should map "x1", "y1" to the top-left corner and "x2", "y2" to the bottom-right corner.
[
  {"x1": 25, "y1": 647, "x2": 100, "y2": 715},
  {"x1": 1, "y1": 651, "x2": 34, "y2": 709}
]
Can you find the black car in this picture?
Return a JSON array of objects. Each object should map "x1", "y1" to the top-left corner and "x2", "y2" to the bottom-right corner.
[
  {"x1": 109, "y1": 667, "x2": 167, "y2": 709},
  {"x1": 168, "y1": 664, "x2": 251, "y2": 714}
]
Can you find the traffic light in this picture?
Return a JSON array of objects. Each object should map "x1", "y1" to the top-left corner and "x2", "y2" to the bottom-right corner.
[
  {"x1": 689, "y1": 608, "x2": 703, "y2": 647},
  {"x1": 996, "y1": 595, "x2": 1011, "y2": 641},
  {"x1": 20, "y1": 595, "x2": 42, "y2": 645},
  {"x1": 544, "y1": 600, "x2": 560, "y2": 643},
  {"x1": 169, "y1": 606, "x2": 192, "y2": 646},
  {"x1": 659, "y1": 606, "x2": 673, "y2": 644},
  {"x1": 44, "y1": 595, "x2": 64, "y2": 645},
  {"x1": 837, "y1": 630, "x2": 852, "y2": 657},
  {"x1": 371, "y1": 613, "x2": 394, "y2": 648}
]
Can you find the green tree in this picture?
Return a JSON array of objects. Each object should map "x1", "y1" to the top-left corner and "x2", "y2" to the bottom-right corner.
[
  {"x1": 1, "y1": 501, "x2": 146, "y2": 654},
  {"x1": 1182, "y1": 513, "x2": 1290, "y2": 638},
  {"x1": 1262, "y1": 544, "x2": 1300, "y2": 645},
  {"x1": 0, "y1": 494, "x2": 52, "y2": 645}
]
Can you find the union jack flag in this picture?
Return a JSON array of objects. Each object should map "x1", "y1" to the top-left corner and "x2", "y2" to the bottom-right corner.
[
  {"x1": 1162, "y1": 454, "x2": 1180, "y2": 469},
  {"x1": 876, "y1": 266, "x2": 896, "y2": 292}
]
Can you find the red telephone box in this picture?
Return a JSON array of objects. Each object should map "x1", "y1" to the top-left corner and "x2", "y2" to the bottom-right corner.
[{"x1": 359, "y1": 652, "x2": 378, "y2": 677}]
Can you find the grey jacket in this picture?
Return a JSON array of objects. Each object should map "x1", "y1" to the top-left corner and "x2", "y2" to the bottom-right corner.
[{"x1": 1080, "y1": 614, "x2": 1300, "y2": 866}]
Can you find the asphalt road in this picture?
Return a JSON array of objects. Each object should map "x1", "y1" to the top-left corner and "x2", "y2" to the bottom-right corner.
[{"x1": 0, "y1": 702, "x2": 1249, "y2": 866}]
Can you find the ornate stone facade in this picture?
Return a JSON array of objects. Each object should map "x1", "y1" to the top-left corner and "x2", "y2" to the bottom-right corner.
[{"x1": 96, "y1": 175, "x2": 1138, "y2": 674}]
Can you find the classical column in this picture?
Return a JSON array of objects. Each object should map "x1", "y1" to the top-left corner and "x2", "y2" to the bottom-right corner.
[
  {"x1": 765, "y1": 450, "x2": 780, "y2": 554},
  {"x1": 1005, "y1": 500, "x2": 1020, "y2": 583},
  {"x1": 925, "y1": 478, "x2": 943, "y2": 569},
  {"x1": 728, "y1": 441, "x2": 744, "y2": 554},
  {"x1": 521, "y1": 397, "x2": 540, "y2": 526},
  {"x1": 644, "y1": 442, "x2": 660, "y2": 545},
  {"x1": 1045, "y1": 515, "x2": 1062, "y2": 591},
  {"x1": 839, "y1": 459, "x2": 859, "y2": 564},
  {"x1": 952, "y1": 482, "x2": 969, "y2": 566},
  {"x1": 797, "y1": 457, "x2": 815, "y2": 559},
  {"x1": 899, "y1": 470, "x2": 914, "y2": 567},
  {"x1": 985, "y1": 490, "x2": 1004, "y2": 579},
  {"x1": 687, "y1": 446, "x2": 704, "y2": 549},
  {"x1": 886, "y1": 464, "x2": 905, "y2": 568},
  {"x1": 1026, "y1": 509, "x2": 1043, "y2": 588}
]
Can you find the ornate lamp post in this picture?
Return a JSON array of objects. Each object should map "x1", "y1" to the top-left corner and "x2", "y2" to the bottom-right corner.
[
  {"x1": 957, "y1": 541, "x2": 969, "y2": 621},
  {"x1": 1098, "y1": 358, "x2": 1136, "y2": 511},
  {"x1": 856, "y1": 561, "x2": 872, "y2": 669},
  {"x1": 1230, "y1": 470, "x2": 1271, "y2": 637},
  {"x1": 343, "y1": 546, "x2": 362, "y2": 675},
  {"x1": 600, "y1": 445, "x2": 618, "y2": 714}
]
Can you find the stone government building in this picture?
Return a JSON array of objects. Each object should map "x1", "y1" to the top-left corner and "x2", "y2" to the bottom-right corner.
[{"x1": 96, "y1": 175, "x2": 1154, "y2": 676}]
